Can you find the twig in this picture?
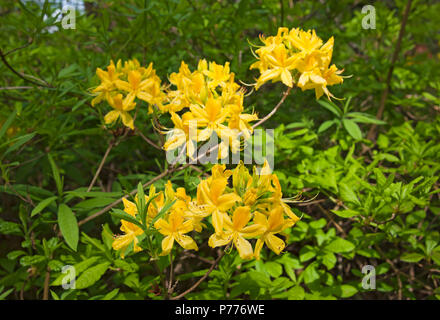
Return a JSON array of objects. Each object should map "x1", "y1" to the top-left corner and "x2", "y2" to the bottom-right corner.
[
  {"x1": 78, "y1": 169, "x2": 172, "y2": 226},
  {"x1": 42, "y1": 267, "x2": 51, "y2": 300},
  {"x1": 366, "y1": 0, "x2": 413, "y2": 141},
  {"x1": 317, "y1": 203, "x2": 346, "y2": 236},
  {"x1": 0, "y1": 86, "x2": 33, "y2": 90},
  {"x1": 87, "y1": 139, "x2": 115, "y2": 192},
  {"x1": 251, "y1": 87, "x2": 292, "y2": 129},
  {"x1": 167, "y1": 253, "x2": 175, "y2": 297},
  {"x1": 3, "y1": 39, "x2": 33, "y2": 56},
  {"x1": 171, "y1": 244, "x2": 231, "y2": 300},
  {"x1": 135, "y1": 128, "x2": 161, "y2": 150},
  {"x1": 0, "y1": 48, "x2": 52, "y2": 88},
  {"x1": 182, "y1": 252, "x2": 215, "y2": 265}
]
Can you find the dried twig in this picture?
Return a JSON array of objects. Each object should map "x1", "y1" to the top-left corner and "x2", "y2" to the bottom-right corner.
[
  {"x1": 366, "y1": 0, "x2": 413, "y2": 141},
  {"x1": 0, "y1": 48, "x2": 52, "y2": 88},
  {"x1": 170, "y1": 244, "x2": 231, "y2": 300},
  {"x1": 87, "y1": 139, "x2": 115, "y2": 192},
  {"x1": 135, "y1": 128, "x2": 161, "y2": 150}
]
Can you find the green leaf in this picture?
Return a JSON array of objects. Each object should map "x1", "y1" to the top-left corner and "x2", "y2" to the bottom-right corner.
[
  {"x1": 325, "y1": 238, "x2": 355, "y2": 253},
  {"x1": 51, "y1": 257, "x2": 100, "y2": 286},
  {"x1": 58, "y1": 204, "x2": 79, "y2": 251},
  {"x1": 278, "y1": 254, "x2": 301, "y2": 282},
  {"x1": 102, "y1": 288, "x2": 120, "y2": 300},
  {"x1": 48, "y1": 153, "x2": 63, "y2": 196},
  {"x1": 0, "y1": 288, "x2": 14, "y2": 300},
  {"x1": 339, "y1": 284, "x2": 358, "y2": 298},
  {"x1": 318, "y1": 120, "x2": 337, "y2": 133},
  {"x1": 310, "y1": 218, "x2": 327, "y2": 229},
  {"x1": 321, "y1": 252, "x2": 337, "y2": 270},
  {"x1": 58, "y1": 64, "x2": 78, "y2": 78},
  {"x1": 149, "y1": 200, "x2": 176, "y2": 228},
  {"x1": 431, "y1": 250, "x2": 440, "y2": 266},
  {"x1": 4, "y1": 133, "x2": 36, "y2": 156},
  {"x1": 331, "y1": 209, "x2": 359, "y2": 218},
  {"x1": 19, "y1": 255, "x2": 46, "y2": 267},
  {"x1": 317, "y1": 100, "x2": 342, "y2": 117},
  {"x1": 74, "y1": 197, "x2": 115, "y2": 209},
  {"x1": 303, "y1": 263, "x2": 320, "y2": 284},
  {"x1": 347, "y1": 112, "x2": 386, "y2": 124},
  {"x1": 287, "y1": 286, "x2": 305, "y2": 300},
  {"x1": 265, "y1": 261, "x2": 283, "y2": 278},
  {"x1": 339, "y1": 182, "x2": 361, "y2": 206},
  {"x1": 75, "y1": 262, "x2": 110, "y2": 289},
  {"x1": 110, "y1": 208, "x2": 143, "y2": 229},
  {"x1": 342, "y1": 118, "x2": 362, "y2": 140},
  {"x1": 0, "y1": 219, "x2": 21, "y2": 235},
  {"x1": 0, "y1": 109, "x2": 17, "y2": 141},
  {"x1": 400, "y1": 252, "x2": 424, "y2": 263},
  {"x1": 7, "y1": 250, "x2": 26, "y2": 260},
  {"x1": 299, "y1": 246, "x2": 317, "y2": 262},
  {"x1": 31, "y1": 196, "x2": 57, "y2": 217}
]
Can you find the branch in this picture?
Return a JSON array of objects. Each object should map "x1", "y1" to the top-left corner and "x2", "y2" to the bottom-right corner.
[
  {"x1": 135, "y1": 128, "x2": 161, "y2": 150},
  {"x1": 0, "y1": 86, "x2": 33, "y2": 90},
  {"x1": 78, "y1": 168, "x2": 172, "y2": 227},
  {"x1": 170, "y1": 244, "x2": 231, "y2": 300},
  {"x1": 366, "y1": 0, "x2": 413, "y2": 141},
  {"x1": 87, "y1": 139, "x2": 115, "y2": 192},
  {"x1": 0, "y1": 48, "x2": 52, "y2": 88}
]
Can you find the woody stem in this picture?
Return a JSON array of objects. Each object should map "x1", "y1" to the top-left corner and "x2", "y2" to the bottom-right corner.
[{"x1": 170, "y1": 243, "x2": 231, "y2": 300}]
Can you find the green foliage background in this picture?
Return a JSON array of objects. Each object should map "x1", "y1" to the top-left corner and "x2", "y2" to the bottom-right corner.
[{"x1": 0, "y1": 0, "x2": 439, "y2": 300}]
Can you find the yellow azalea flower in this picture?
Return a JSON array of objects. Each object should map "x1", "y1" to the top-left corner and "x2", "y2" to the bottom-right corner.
[
  {"x1": 146, "y1": 187, "x2": 165, "y2": 223},
  {"x1": 120, "y1": 58, "x2": 142, "y2": 74},
  {"x1": 196, "y1": 177, "x2": 241, "y2": 234},
  {"x1": 253, "y1": 44, "x2": 297, "y2": 89},
  {"x1": 211, "y1": 164, "x2": 233, "y2": 180},
  {"x1": 288, "y1": 28, "x2": 323, "y2": 56},
  {"x1": 232, "y1": 161, "x2": 253, "y2": 195},
  {"x1": 91, "y1": 60, "x2": 120, "y2": 106},
  {"x1": 154, "y1": 210, "x2": 198, "y2": 256},
  {"x1": 190, "y1": 97, "x2": 235, "y2": 142},
  {"x1": 112, "y1": 198, "x2": 144, "y2": 258},
  {"x1": 224, "y1": 92, "x2": 258, "y2": 140},
  {"x1": 174, "y1": 187, "x2": 206, "y2": 232},
  {"x1": 115, "y1": 70, "x2": 155, "y2": 104},
  {"x1": 270, "y1": 174, "x2": 301, "y2": 223},
  {"x1": 162, "y1": 111, "x2": 198, "y2": 158},
  {"x1": 253, "y1": 206, "x2": 296, "y2": 260},
  {"x1": 208, "y1": 206, "x2": 265, "y2": 260},
  {"x1": 104, "y1": 94, "x2": 136, "y2": 129},
  {"x1": 166, "y1": 61, "x2": 208, "y2": 111},
  {"x1": 296, "y1": 37, "x2": 343, "y2": 99},
  {"x1": 204, "y1": 61, "x2": 232, "y2": 89},
  {"x1": 250, "y1": 27, "x2": 345, "y2": 98}
]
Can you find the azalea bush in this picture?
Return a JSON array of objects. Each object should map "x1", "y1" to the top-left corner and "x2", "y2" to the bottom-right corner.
[{"x1": 1, "y1": 0, "x2": 440, "y2": 300}]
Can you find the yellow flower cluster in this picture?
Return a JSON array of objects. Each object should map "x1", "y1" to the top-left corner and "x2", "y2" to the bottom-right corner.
[
  {"x1": 250, "y1": 27, "x2": 344, "y2": 99},
  {"x1": 112, "y1": 161, "x2": 300, "y2": 260},
  {"x1": 91, "y1": 59, "x2": 165, "y2": 129},
  {"x1": 161, "y1": 60, "x2": 258, "y2": 159}
]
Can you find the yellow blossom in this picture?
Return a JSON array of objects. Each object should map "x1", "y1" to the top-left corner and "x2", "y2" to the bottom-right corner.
[
  {"x1": 208, "y1": 206, "x2": 265, "y2": 260},
  {"x1": 104, "y1": 94, "x2": 136, "y2": 129},
  {"x1": 253, "y1": 206, "x2": 296, "y2": 259},
  {"x1": 154, "y1": 210, "x2": 198, "y2": 256}
]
